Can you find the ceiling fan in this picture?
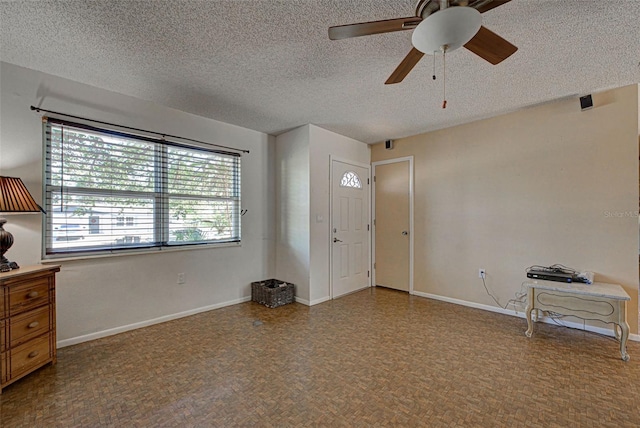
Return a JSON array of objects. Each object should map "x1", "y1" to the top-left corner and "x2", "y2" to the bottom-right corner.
[{"x1": 329, "y1": 0, "x2": 517, "y2": 85}]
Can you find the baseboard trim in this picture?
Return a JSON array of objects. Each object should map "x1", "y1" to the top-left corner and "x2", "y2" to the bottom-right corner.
[
  {"x1": 57, "y1": 296, "x2": 252, "y2": 348},
  {"x1": 294, "y1": 296, "x2": 332, "y2": 306},
  {"x1": 412, "y1": 291, "x2": 640, "y2": 342},
  {"x1": 310, "y1": 296, "x2": 332, "y2": 306},
  {"x1": 294, "y1": 296, "x2": 310, "y2": 306},
  {"x1": 58, "y1": 290, "x2": 639, "y2": 348}
]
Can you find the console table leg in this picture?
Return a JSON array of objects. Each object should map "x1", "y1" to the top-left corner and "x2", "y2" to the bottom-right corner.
[
  {"x1": 525, "y1": 305, "x2": 534, "y2": 338},
  {"x1": 618, "y1": 322, "x2": 630, "y2": 361}
]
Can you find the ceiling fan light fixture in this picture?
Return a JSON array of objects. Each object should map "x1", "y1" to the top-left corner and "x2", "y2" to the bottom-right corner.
[{"x1": 411, "y1": 6, "x2": 482, "y2": 54}]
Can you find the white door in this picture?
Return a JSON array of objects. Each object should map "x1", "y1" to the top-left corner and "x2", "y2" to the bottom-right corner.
[
  {"x1": 331, "y1": 159, "x2": 370, "y2": 298},
  {"x1": 373, "y1": 158, "x2": 413, "y2": 292}
]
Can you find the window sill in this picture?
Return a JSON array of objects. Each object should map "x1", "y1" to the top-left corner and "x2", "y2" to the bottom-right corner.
[{"x1": 40, "y1": 241, "x2": 241, "y2": 264}]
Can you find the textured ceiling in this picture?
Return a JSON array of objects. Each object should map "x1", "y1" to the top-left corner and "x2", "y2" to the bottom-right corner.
[{"x1": 1, "y1": 0, "x2": 639, "y2": 144}]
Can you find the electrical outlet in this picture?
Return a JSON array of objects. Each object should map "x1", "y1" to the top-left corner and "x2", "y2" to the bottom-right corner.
[
  {"x1": 177, "y1": 273, "x2": 186, "y2": 284},
  {"x1": 478, "y1": 269, "x2": 486, "y2": 279}
]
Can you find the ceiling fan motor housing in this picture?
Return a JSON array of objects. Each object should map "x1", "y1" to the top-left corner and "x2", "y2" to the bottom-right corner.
[{"x1": 411, "y1": 6, "x2": 482, "y2": 54}]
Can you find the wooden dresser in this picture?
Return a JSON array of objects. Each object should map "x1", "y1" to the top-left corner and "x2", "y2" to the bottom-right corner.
[{"x1": 1, "y1": 265, "x2": 60, "y2": 393}]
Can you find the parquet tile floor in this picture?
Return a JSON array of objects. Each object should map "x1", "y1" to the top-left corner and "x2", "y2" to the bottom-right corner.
[{"x1": 1, "y1": 287, "x2": 639, "y2": 427}]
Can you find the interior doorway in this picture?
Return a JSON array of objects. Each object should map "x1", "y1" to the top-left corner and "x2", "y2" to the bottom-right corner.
[
  {"x1": 372, "y1": 157, "x2": 414, "y2": 293},
  {"x1": 330, "y1": 158, "x2": 371, "y2": 298}
]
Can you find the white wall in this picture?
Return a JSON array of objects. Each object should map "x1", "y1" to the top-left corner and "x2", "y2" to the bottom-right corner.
[
  {"x1": 0, "y1": 62, "x2": 275, "y2": 345},
  {"x1": 308, "y1": 125, "x2": 370, "y2": 303},
  {"x1": 274, "y1": 126, "x2": 311, "y2": 301},
  {"x1": 274, "y1": 124, "x2": 370, "y2": 304}
]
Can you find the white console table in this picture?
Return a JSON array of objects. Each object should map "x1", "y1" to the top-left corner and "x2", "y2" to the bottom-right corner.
[{"x1": 524, "y1": 280, "x2": 631, "y2": 361}]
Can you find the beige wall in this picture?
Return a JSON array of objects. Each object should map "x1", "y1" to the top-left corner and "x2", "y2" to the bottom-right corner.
[{"x1": 372, "y1": 85, "x2": 639, "y2": 334}]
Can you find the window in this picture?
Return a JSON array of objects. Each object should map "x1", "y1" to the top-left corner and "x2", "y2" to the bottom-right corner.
[
  {"x1": 115, "y1": 216, "x2": 135, "y2": 227},
  {"x1": 43, "y1": 118, "x2": 241, "y2": 257},
  {"x1": 340, "y1": 171, "x2": 362, "y2": 189}
]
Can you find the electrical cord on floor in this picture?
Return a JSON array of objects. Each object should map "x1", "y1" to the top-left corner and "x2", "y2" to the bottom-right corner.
[
  {"x1": 544, "y1": 313, "x2": 620, "y2": 342},
  {"x1": 481, "y1": 273, "x2": 503, "y2": 308},
  {"x1": 480, "y1": 274, "x2": 528, "y2": 311}
]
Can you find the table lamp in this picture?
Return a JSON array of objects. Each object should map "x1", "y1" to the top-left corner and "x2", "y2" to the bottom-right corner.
[{"x1": 0, "y1": 176, "x2": 45, "y2": 272}]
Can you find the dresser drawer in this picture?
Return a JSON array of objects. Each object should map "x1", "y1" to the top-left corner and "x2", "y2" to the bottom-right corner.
[
  {"x1": 0, "y1": 286, "x2": 6, "y2": 319},
  {"x1": 1, "y1": 351, "x2": 6, "y2": 383},
  {"x1": 0, "y1": 319, "x2": 5, "y2": 353},
  {"x1": 10, "y1": 306, "x2": 51, "y2": 349},
  {"x1": 9, "y1": 333, "x2": 52, "y2": 381},
  {"x1": 1, "y1": 266, "x2": 59, "y2": 394},
  {"x1": 8, "y1": 278, "x2": 50, "y2": 315}
]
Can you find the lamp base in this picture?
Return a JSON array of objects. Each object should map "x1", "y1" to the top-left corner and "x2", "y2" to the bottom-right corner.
[
  {"x1": 0, "y1": 217, "x2": 20, "y2": 272},
  {"x1": 0, "y1": 259, "x2": 19, "y2": 273}
]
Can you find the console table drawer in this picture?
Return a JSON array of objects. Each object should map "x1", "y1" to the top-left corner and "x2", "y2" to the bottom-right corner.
[
  {"x1": 9, "y1": 306, "x2": 51, "y2": 348},
  {"x1": 8, "y1": 332, "x2": 53, "y2": 380},
  {"x1": 534, "y1": 290, "x2": 619, "y2": 323}
]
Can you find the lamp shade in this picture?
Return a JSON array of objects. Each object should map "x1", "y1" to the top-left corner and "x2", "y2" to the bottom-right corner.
[
  {"x1": 0, "y1": 176, "x2": 43, "y2": 213},
  {"x1": 411, "y1": 6, "x2": 482, "y2": 54},
  {"x1": 0, "y1": 176, "x2": 44, "y2": 271}
]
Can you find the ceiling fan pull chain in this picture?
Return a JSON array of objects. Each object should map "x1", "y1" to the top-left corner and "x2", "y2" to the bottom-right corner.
[
  {"x1": 432, "y1": 51, "x2": 437, "y2": 80},
  {"x1": 442, "y1": 47, "x2": 447, "y2": 109}
]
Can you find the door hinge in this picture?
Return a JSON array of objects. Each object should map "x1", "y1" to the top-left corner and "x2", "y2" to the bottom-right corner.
[
  {"x1": 373, "y1": 175, "x2": 376, "y2": 182},
  {"x1": 367, "y1": 178, "x2": 370, "y2": 185},
  {"x1": 373, "y1": 219, "x2": 376, "y2": 226},
  {"x1": 367, "y1": 270, "x2": 370, "y2": 277},
  {"x1": 367, "y1": 224, "x2": 370, "y2": 231}
]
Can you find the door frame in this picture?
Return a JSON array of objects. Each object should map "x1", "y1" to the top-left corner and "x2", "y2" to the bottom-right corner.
[
  {"x1": 372, "y1": 156, "x2": 414, "y2": 294},
  {"x1": 329, "y1": 156, "x2": 372, "y2": 299}
]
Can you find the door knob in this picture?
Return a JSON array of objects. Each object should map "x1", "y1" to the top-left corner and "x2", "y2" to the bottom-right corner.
[
  {"x1": 402, "y1": 231, "x2": 408, "y2": 236},
  {"x1": 333, "y1": 237, "x2": 343, "y2": 243}
]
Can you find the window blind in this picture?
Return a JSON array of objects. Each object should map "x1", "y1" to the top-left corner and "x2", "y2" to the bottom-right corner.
[{"x1": 43, "y1": 118, "x2": 241, "y2": 257}]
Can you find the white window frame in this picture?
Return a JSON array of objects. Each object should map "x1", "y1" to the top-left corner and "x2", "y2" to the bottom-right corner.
[{"x1": 42, "y1": 118, "x2": 242, "y2": 259}]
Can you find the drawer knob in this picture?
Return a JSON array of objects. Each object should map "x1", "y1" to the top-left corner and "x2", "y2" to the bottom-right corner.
[
  {"x1": 28, "y1": 321, "x2": 40, "y2": 328},
  {"x1": 27, "y1": 291, "x2": 39, "y2": 298},
  {"x1": 28, "y1": 350, "x2": 40, "y2": 358}
]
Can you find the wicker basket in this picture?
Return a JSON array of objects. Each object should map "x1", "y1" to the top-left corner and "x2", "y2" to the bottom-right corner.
[{"x1": 251, "y1": 279, "x2": 295, "y2": 308}]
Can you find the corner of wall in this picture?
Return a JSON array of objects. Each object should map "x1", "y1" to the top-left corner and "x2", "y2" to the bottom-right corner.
[{"x1": 274, "y1": 126, "x2": 311, "y2": 301}]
